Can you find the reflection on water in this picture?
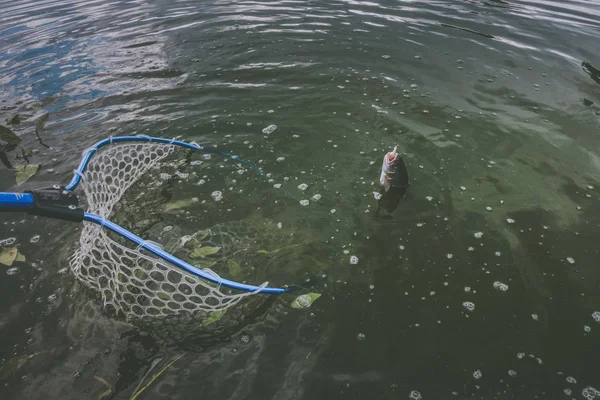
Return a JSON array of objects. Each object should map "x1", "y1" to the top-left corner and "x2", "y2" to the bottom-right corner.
[{"x1": 1, "y1": 0, "x2": 600, "y2": 398}]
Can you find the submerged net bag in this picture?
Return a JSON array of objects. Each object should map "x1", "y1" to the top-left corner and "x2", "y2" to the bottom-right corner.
[{"x1": 69, "y1": 141, "x2": 266, "y2": 325}]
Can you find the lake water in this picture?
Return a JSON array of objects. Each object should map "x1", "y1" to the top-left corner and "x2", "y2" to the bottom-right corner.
[{"x1": 1, "y1": 0, "x2": 600, "y2": 399}]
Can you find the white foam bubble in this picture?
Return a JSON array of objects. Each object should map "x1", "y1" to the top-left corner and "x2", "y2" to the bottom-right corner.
[
  {"x1": 447, "y1": 253, "x2": 453, "y2": 259},
  {"x1": 298, "y1": 183, "x2": 308, "y2": 191},
  {"x1": 566, "y1": 376, "x2": 577, "y2": 384},
  {"x1": 506, "y1": 218, "x2": 515, "y2": 224},
  {"x1": 373, "y1": 191, "x2": 382, "y2": 200},
  {"x1": 409, "y1": 390, "x2": 422, "y2": 400},
  {"x1": 6, "y1": 267, "x2": 19, "y2": 276},
  {"x1": 531, "y1": 313, "x2": 539, "y2": 321},
  {"x1": 426, "y1": 196, "x2": 433, "y2": 201},
  {"x1": 262, "y1": 124, "x2": 278, "y2": 134},
  {"x1": 473, "y1": 369, "x2": 482, "y2": 379},
  {"x1": 583, "y1": 386, "x2": 600, "y2": 400},
  {"x1": 273, "y1": 183, "x2": 282, "y2": 189},
  {"x1": 211, "y1": 191, "x2": 223, "y2": 201},
  {"x1": 566, "y1": 257, "x2": 575, "y2": 264},
  {"x1": 312, "y1": 194, "x2": 322, "y2": 201},
  {"x1": 592, "y1": 311, "x2": 600, "y2": 322},
  {"x1": 508, "y1": 370, "x2": 517, "y2": 377},
  {"x1": 30, "y1": 235, "x2": 40, "y2": 244},
  {"x1": 299, "y1": 199, "x2": 310, "y2": 206},
  {"x1": 0, "y1": 237, "x2": 16, "y2": 246},
  {"x1": 330, "y1": 209, "x2": 337, "y2": 214},
  {"x1": 350, "y1": 255, "x2": 359, "y2": 264},
  {"x1": 463, "y1": 301, "x2": 475, "y2": 312},
  {"x1": 474, "y1": 232, "x2": 483, "y2": 239},
  {"x1": 493, "y1": 281, "x2": 509, "y2": 292},
  {"x1": 357, "y1": 332, "x2": 366, "y2": 340},
  {"x1": 276, "y1": 157, "x2": 285, "y2": 162},
  {"x1": 460, "y1": 186, "x2": 466, "y2": 191}
]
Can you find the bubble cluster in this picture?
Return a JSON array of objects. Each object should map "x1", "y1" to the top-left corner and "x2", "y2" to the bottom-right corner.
[
  {"x1": 298, "y1": 183, "x2": 308, "y2": 191},
  {"x1": 211, "y1": 191, "x2": 223, "y2": 201},
  {"x1": 493, "y1": 281, "x2": 509, "y2": 292},
  {"x1": 463, "y1": 301, "x2": 475, "y2": 312},
  {"x1": 350, "y1": 255, "x2": 359, "y2": 264},
  {"x1": 262, "y1": 124, "x2": 278, "y2": 134},
  {"x1": 473, "y1": 369, "x2": 482, "y2": 379},
  {"x1": 592, "y1": 311, "x2": 600, "y2": 322},
  {"x1": 6, "y1": 267, "x2": 19, "y2": 276},
  {"x1": 299, "y1": 199, "x2": 310, "y2": 206},
  {"x1": 474, "y1": 232, "x2": 483, "y2": 239},
  {"x1": 0, "y1": 237, "x2": 16, "y2": 246},
  {"x1": 30, "y1": 235, "x2": 40, "y2": 243},
  {"x1": 357, "y1": 332, "x2": 366, "y2": 340},
  {"x1": 583, "y1": 387, "x2": 600, "y2": 400},
  {"x1": 409, "y1": 390, "x2": 422, "y2": 400}
]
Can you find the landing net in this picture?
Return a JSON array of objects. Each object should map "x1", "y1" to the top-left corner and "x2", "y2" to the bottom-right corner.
[{"x1": 69, "y1": 141, "x2": 266, "y2": 322}]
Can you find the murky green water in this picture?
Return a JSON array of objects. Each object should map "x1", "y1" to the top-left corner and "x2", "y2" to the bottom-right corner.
[{"x1": 1, "y1": 0, "x2": 600, "y2": 398}]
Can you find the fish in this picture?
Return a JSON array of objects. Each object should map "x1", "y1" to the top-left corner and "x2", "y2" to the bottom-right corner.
[{"x1": 376, "y1": 146, "x2": 409, "y2": 216}]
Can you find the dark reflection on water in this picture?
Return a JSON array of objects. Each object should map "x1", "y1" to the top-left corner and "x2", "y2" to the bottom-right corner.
[{"x1": 1, "y1": 0, "x2": 600, "y2": 399}]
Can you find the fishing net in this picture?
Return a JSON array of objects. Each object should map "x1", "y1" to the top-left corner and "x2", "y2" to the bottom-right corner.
[{"x1": 69, "y1": 142, "x2": 266, "y2": 324}]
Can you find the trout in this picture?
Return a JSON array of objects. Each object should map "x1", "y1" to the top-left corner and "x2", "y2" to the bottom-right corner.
[{"x1": 376, "y1": 146, "x2": 409, "y2": 215}]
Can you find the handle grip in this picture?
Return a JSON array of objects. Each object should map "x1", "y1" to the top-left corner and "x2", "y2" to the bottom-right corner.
[
  {"x1": 0, "y1": 192, "x2": 35, "y2": 211},
  {"x1": 0, "y1": 189, "x2": 83, "y2": 222}
]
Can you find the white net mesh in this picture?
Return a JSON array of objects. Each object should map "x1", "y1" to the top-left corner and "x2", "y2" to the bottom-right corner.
[{"x1": 69, "y1": 141, "x2": 264, "y2": 323}]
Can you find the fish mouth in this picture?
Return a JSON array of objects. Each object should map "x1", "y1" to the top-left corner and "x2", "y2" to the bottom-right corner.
[{"x1": 386, "y1": 152, "x2": 398, "y2": 164}]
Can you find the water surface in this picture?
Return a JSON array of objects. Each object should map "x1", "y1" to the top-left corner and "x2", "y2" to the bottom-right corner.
[{"x1": 1, "y1": 0, "x2": 600, "y2": 399}]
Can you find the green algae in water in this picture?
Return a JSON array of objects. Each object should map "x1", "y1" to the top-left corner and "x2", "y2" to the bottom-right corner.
[
  {"x1": 291, "y1": 293, "x2": 321, "y2": 309},
  {"x1": 190, "y1": 246, "x2": 221, "y2": 258}
]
